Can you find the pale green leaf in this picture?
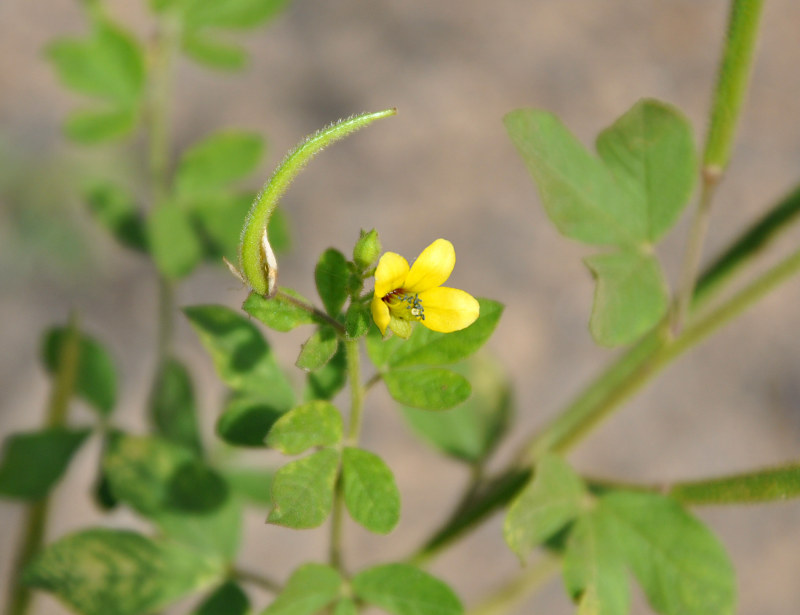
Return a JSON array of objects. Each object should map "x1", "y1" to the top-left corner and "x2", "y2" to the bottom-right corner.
[
  {"x1": 261, "y1": 563, "x2": 342, "y2": 615},
  {"x1": 315, "y1": 248, "x2": 350, "y2": 317},
  {"x1": 342, "y1": 447, "x2": 400, "y2": 534},
  {"x1": 352, "y1": 564, "x2": 463, "y2": 615},
  {"x1": 296, "y1": 327, "x2": 339, "y2": 372},
  {"x1": 222, "y1": 466, "x2": 272, "y2": 506},
  {"x1": 584, "y1": 250, "x2": 668, "y2": 347},
  {"x1": 268, "y1": 449, "x2": 339, "y2": 529},
  {"x1": 148, "y1": 203, "x2": 204, "y2": 279},
  {"x1": 0, "y1": 428, "x2": 91, "y2": 500},
  {"x1": 24, "y1": 529, "x2": 224, "y2": 615},
  {"x1": 183, "y1": 0, "x2": 290, "y2": 30},
  {"x1": 182, "y1": 31, "x2": 247, "y2": 71},
  {"x1": 345, "y1": 302, "x2": 371, "y2": 340},
  {"x1": 150, "y1": 356, "x2": 203, "y2": 455},
  {"x1": 266, "y1": 400, "x2": 343, "y2": 455},
  {"x1": 365, "y1": 324, "x2": 403, "y2": 368},
  {"x1": 384, "y1": 368, "x2": 471, "y2": 410},
  {"x1": 504, "y1": 454, "x2": 587, "y2": 561},
  {"x1": 216, "y1": 394, "x2": 284, "y2": 448},
  {"x1": 244, "y1": 289, "x2": 320, "y2": 332},
  {"x1": 64, "y1": 107, "x2": 137, "y2": 143}
]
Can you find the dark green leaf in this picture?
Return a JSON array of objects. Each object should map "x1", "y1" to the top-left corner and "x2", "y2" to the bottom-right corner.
[
  {"x1": 175, "y1": 131, "x2": 264, "y2": 198},
  {"x1": 352, "y1": 564, "x2": 463, "y2": 615},
  {"x1": 504, "y1": 454, "x2": 587, "y2": 561},
  {"x1": 85, "y1": 183, "x2": 147, "y2": 251},
  {"x1": 190, "y1": 192, "x2": 253, "y2": 263},
  {"x1": 596, "y1": 99, "x2": 696, "y2": 243},
  {"x1": 601, "y1": 491, "x2": 735, "y2": 615},
  {"x1": 244, "y1": 289, "x2": 320, "y2": 332},
  {"x1": 24, "y1": 529, "x2": 223, "y2": 615},
  {"x1": 194, "y1": 581, "x2": 250, "y2": 615},
  {"x1": 266, "y1": 400, "x2": 343, "y2": 455},
  {"x1": 148, "y1": 203, "x2": 204, "y2": 279},
  {"x1": 504, "y1": 109, "x2": 640, "y2": 246},
  {"x1": 342, "y1": 447, "x2": 400, "y2": 534},
  {"x1": 305, "y1": 343, "x2": 347, "y2": 401},
  {"x1": 103, "y1": 434, "x2": 242, "y2": 559},
  {"x1": 296, "y1": 327, "x2": 339, "y2": 371},
  {"x1": 388, "y1": 299, "x2": 503, "y2": 367},
  {"x1": 184, "y1": 305, "x2": 294, "y2": 409},
  {"x1": 183, "y1": 0, "x2": 290, "y2": 30},
  {"x1": 315, "y1": 248, "x2": 349, "y2": 317},
  {"x1": 345, "y1": 302, "x2": 371, "y2": 340},
  {"x1": 222, "y1": 466, "x2": 272, "y2": 506},
  {"x1": 42, "y1": 326, "x2": 117, "y2": 415},
  {"x1": 64, "y1": 107, "x2": 138, "y2": 143},
  {"x1": 260, "y1": 563, "x2": 342, "y2": 615},
  {"x1": 584, "y1": 250, "x2": 669, "y2": 347},
  {"x1": 217, "y1": 394, "x2": 284, "y2": 447},
  {"x1": 150, "y1": 357, "x2": 203, "y2": 455},
  {"x1": 268, "y1": 449, "x2": 339, "y2": 529},
  {"x1": 0, "y1": 428, "x2": 90, "y2": 500},
  {"x1": 93, "y1": 468, "x2": 118, "y2": 511},
  {"x1": 670, "y1": 463, "x2": 800, "y2": 504},
  {"x1": 46, "y1": 20, "x2": 145, "y2": 104},
  {"x1": 182, "y1": 31, "x2": 247, "y2": 71},
  {"x1": 384, "y1": 368, "x2": 471, "y2": 410},
  {"x1": 563, "y1": 509, "x2": 629, "y2": 615},
  {"x1": 167, "y1": 459, "x2": 229, "y2": 513},
  {"x1": 401, "y1": 355, "x2": 511, "y2": 463}
]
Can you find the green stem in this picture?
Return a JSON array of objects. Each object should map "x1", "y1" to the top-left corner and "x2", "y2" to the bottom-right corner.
[
  {"x1": 276, "y1": 290, "x2": 346, "y2": 336},
  {"x1": 466, "y1": 552, "x2": 561, "y2": 615},
  {"x1": 330, "y1": 340, "x2": 365, "y2": 571},
  {"x1": 7, "y1": 314, "x2": 81, "y2": 615}
]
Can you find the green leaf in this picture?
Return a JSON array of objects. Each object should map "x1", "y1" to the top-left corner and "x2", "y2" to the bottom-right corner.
[
  {"x1": 183, "y1": 0, "x2": 291, "y2": 30},
  {"x1": 42, "y1": 326, "x2": 117, "y2": 415},
  {"x1": 24, "y1": 529, "x2": 224, "y2": 615},
  {"x1": 64, "y1": 107, "x2": 138, "y2": 143},
  {"x1": 296, "y1": 326, "x2": 339, "y2": 372},
  {"x1": 504, "y1": 454, "x2": 587, "y2": 561},
  {"x1": 504, "y1": 109, "x2": 641, "y2": 246},
  {"x1": 601, "y1": 491, "x2": 735, "y2": 615},
  {"x1": 401, "y1": 355, "x2": 511, "y2": 463},
  {"x1": 148, "y1": 203, "x2": 204, "y2": 279},
  {"x1": 175, "y1": 131, "x2": 264, "y2": 198},
  {"x1": 315, "y1": 248, "x2": 350, "y2": 317},
  {"x1": 584, "y1": 250, "x2": 669, "y2": 346},
  {"x1": 244, "y1": 289, "x2": 320, "y2": 332},
  {"x1": 222, "y1": 466, "x2": 272, "y2": 506},
  {"x1": 182, "y1": 31, "x2": 247, "y2": 71},
  {"x1": 333, "y1": 598, "x2": 358, "y2": 615},
  {"x1": 150, "y1": 357, "x2": 203, "y2": 455},
  {"x1": 268, "y1": 449, "x2": 339, "y2": 529},
  {"x1": 670, "y1": 463, "x2": 800, "y2": 504},
  {"x1": 194, "y1": 581, "x2": 250, "y2": 615},
  {"x1": 103, "y1": 434, "x2": 242, "y2": 559},
  {"x1": 563, "y1": 509, "x2": 629, "y2": 615},
  {"x1": 596, "y1": 99, "x2": 696, "y2": 242},
  {"x1": 305, "y1": 344, "x2": 347, "y2": 401},
  {"x1": 345, "y1": 302, "x2": 371, "y2": 340},
  {"x1": 85, "y1": 183, "x2": 147, "y2": 251},
  {"x1": 261, "y1": 563, "x2": 342, "y2": 615},
  {"x1": 190, "y1": 192, "x2": 253, "y2": 262},
  {"x1": 46, "y1": 20, "x2": 145, "y2": 105},
  {"x1": 0, "y1": 428, "x2": 91, "y2": 500},
  {"x1": 383, "y1": 368, "x2": 471, "y2": 410},
  {"x1": 365, "y1": 324, "x2": 403, "y2": 368},
  {"x1": 266, "y1": 400, "x2": 343, "y2": 455},
  {"x1": 352, "y1": 564, "x2": 463, "y2": 615},
  {"x1": 342, "y1": 447, "x2": 400, "y2": 534},
  {"x1": 184, "y1": 305, "x2": 294, "y2": 409},
  {"x1": 167, "y1": 459, "x2": 229, "y2": 513},
  {"x1": 216, "y1": 394, "x2": 284, "y2": 447},
  {"x1": 388, "y1": 299, "x2": 504, "y2": 368}
]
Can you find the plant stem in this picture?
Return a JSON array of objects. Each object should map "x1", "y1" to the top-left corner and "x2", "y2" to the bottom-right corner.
[
  {"x1": 7, "y1": 314, "x2": 81, "y2": 615},
  {"x1": 330, "y1": 340, "x2": 365, "y2": 571},
  {"x1": 466, "y1": 552, "x2": 561, "y2": 615},
  {"x1": 276, "y1": 290, "x2": 346, "y2": 336}
]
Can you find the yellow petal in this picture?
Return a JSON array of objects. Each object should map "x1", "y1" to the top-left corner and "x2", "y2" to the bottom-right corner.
[
  {"x1": 374, "y1": 252, "x2": 409, "y2": 297},
  {"x1": 417, "y1": 287, "x2": 480, "y2": 333},
  {"x1": 371, "y1": 295, "x2": 391, "y2": 335},
  {"x1": 404, "y1": 239, "x2": 455, "y2": 293}
]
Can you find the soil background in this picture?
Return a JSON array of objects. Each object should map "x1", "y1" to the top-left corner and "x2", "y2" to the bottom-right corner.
[{"x1": 2, "y1": 2, "x2": 800, "y2": 614}]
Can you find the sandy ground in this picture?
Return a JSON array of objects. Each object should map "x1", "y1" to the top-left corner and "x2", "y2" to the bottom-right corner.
[{"x1": 2, "y1": 1, "x2": 800, "y2": 614}]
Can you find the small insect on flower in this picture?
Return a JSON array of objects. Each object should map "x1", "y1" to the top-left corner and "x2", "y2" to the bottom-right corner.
[{"x1": 370, "y1": 238, "x2": 480, "y2": 339}]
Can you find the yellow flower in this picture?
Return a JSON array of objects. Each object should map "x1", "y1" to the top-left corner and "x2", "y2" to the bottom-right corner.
[{"x1": 371, "y1": 239, "x2": 480, "y2": 338}]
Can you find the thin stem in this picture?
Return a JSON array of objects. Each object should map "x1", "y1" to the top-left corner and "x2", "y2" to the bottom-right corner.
[
  {"x1": 467, "y1": 552, "x2": 561, "y2": 615},
  {"x1": 276, "y1": 290, "x2": 346, "y2": 336},
  {"x1": 7, "y1": 314, "x2": 81, "y2": 615},
  {"x1": 233, "y1": 567, "x2": 282, "y2": 593}
]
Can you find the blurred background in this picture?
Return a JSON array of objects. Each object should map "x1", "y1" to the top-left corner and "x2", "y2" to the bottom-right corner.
[{"x1": 2, "y1": 1, "x2": 800, "y2": 613}]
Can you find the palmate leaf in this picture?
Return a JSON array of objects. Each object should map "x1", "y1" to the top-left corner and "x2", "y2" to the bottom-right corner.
[{"x1": 24, "y1": 529, "x2": 224, "y2": 615}]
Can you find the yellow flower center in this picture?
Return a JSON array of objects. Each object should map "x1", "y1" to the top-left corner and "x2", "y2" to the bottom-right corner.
[{"x1": 382, "y1": 289, "x2": 425, "y2": 322}]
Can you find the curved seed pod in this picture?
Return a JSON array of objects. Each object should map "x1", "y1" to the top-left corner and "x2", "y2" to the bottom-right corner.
[{"x1": 238, "y1": 109, "x2": 397, "y2": 297}]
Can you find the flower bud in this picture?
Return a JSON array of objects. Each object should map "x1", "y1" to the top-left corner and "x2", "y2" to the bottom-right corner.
[{"x1": 353, "y1": 229, "x2": 382, "y2": 270}]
